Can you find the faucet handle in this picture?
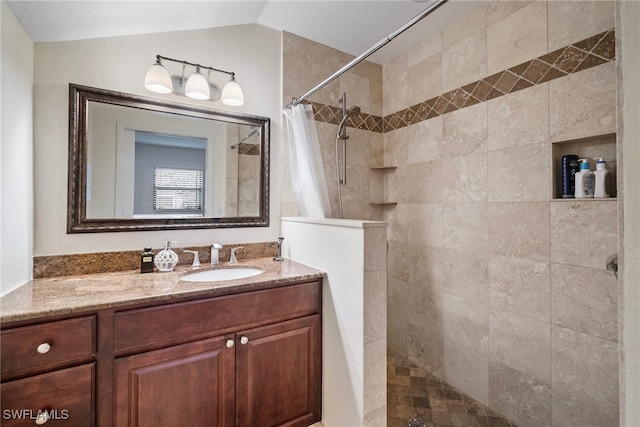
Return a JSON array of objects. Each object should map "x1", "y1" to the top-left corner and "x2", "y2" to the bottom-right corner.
[
  {"x1": 183, "y1": 250, "x2": 201, "y2": 268},
  {"x1": 229, "y1": 246, "x2": 244, "y2": 264}
]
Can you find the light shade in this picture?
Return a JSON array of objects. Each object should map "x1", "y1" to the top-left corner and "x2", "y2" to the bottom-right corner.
[
  {"x1": 221, "y1": 77, "x2": 244, "y2": 106},
  {"x1": 144, "y1": 62, "x2": 173, "y2": 94},
  {"x1": 185, "y1": 68, "x2": 210, "y2": 100}
]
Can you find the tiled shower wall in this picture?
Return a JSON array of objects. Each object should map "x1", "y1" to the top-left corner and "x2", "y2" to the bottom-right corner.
[
  {"x1": 383, "y1": 2, "x2": 619, "y2": 426},
  {"x1": 282, "y1": 32, "x2": 384, "y2": 220},
  {"x1": 282, "y1": 1, "x2": 620, "y2": 425}
]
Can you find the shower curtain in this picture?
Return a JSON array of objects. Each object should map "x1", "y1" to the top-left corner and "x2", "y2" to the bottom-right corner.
[{"x1": 283, "y1": 104, "x2": 332, "y2": 218}]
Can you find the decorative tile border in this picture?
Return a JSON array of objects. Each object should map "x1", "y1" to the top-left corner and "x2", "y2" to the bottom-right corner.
[{"x1": 307, "y1": 29, "x2": 615, "y2": 134}]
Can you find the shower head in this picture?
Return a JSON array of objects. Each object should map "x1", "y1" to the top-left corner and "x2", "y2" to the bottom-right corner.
[{"x1": 337, "y1": 105, "x2": 361, "y2": 137}]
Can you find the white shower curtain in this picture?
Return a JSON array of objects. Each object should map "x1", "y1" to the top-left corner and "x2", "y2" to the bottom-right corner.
[{"x1": 283, "y1": 104, "x2": 332, "y2": 218}]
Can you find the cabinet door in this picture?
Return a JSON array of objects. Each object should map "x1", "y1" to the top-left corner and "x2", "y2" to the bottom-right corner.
[
  {"x1": 236, "y1": 315, "x2": 321, "y2": 427},
  {"x1": 114, "y1": 336, "x2": 234, "y2": 427},
  {"x1": 0, "y1": 363, "x2": 95, "y2": 427}
]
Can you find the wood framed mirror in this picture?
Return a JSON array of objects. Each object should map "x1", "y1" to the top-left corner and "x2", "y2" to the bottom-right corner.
[{"x1": 68, "y1": 84, "x2": 270, "y2": 233}]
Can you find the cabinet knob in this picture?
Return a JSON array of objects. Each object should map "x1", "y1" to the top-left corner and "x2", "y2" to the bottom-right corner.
[
  {"x1": 34, "y1": 411, "x2": 49, "y2": 425},
  {"x1": 226, "y1": 339, "x2": 234, "y2": 348},
  {"x1": 36, "y1": 343, "x2": 51, "y2": 354},
  {"x1": 240, "y1": 336, "x2": 249, "y2": 345}
]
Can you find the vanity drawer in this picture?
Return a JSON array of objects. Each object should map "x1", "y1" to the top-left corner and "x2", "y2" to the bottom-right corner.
[
  {"x1": 114, "y1": 280, "x2": 322, "y2": 354},
  {"x1": 1, "y1": 316, "x2": 96, "y2": 379},
  {"x1": 1, "y1": 363, "x2": 95, "y2": 426}
]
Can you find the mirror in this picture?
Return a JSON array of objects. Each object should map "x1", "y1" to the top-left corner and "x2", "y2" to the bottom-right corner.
[{"x1": 68, "y1": 84, "x2": 270, "y2": 233}]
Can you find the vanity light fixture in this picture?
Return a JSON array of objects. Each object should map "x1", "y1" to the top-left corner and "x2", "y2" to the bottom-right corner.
[{"x1": 144, "y1": 55, "x2": 244, "y2": 106}]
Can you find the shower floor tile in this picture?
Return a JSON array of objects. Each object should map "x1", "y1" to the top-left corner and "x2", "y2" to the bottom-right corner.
[{"x1": 387, "y1": 351, "x2": 518, "y2": 427}]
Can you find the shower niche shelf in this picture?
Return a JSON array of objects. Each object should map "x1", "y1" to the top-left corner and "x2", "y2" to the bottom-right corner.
[
  {"x1": 551, "y1": 133, "x2": 617, "y2": 200},
  {"x1": 369, "y1": 165, "x2": 397, "y2": 206}
]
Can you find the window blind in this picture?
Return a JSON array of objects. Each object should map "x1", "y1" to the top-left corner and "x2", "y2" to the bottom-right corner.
[{"x1": 153, "y1": 167, "x2": 204, "y2": 212}]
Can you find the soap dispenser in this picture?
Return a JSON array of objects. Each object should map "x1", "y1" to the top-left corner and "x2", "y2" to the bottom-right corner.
[
  {"x1": 594, "y1": 157, "x2": 611, "y2": 198},
  {"x1": 154, "y1": 240, "x2": 179, "y2": 272},
  {"x1": 574, "y1": 158, "x2": 595, "y2": 198}
]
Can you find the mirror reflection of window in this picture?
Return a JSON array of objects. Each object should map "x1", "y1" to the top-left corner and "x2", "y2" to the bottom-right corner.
[{"x1": 133, "y1": 131, "x2": 207, "y2": 218}]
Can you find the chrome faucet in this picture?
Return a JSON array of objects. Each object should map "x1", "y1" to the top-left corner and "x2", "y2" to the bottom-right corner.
[
  {"x1": 183, "y1": 250, "x2": 201, "y2": 268},
  {"x1": 229, "y1": 246, "x2": 244, "y2": 264},
  {"x1": 273, "y1": 237, "x2": 284, "y2": 261}
]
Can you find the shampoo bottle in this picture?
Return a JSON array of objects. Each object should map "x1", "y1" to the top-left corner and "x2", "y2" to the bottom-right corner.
[
  {"x1": 575, "y1": 158, "x2": 595, "y2": 198},
  {"x1": 594, "y1": 157, "x2": 611, "y2": 198}
]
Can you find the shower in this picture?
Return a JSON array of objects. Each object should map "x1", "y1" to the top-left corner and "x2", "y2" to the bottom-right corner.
[{"x1": 335, "y1": 92, "x2": 361, "y2": 218}]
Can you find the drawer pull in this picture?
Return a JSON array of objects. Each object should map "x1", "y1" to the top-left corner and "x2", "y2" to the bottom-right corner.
[
  {"x1": 240, "y1": 336, "x2": 249, "y2": 345},
  {"x1": 226, "y1": 339, "x2": 234, "y2": 348},
  {"x1": 36, "y1": 343, "x2": 51, "y2": 354},
  {"x1": 34, "y1": 411, "x2": 49, "y2": 425}
]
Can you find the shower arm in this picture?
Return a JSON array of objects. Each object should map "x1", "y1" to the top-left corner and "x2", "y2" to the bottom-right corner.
[{"x1": 286, "y1": 0, "x2": 448, "y2": 109}]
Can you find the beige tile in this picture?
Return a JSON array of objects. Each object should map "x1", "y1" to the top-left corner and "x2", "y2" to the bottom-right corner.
[
  {"x1": 488, "y1": 202, "x2": 550, "y2": 261},
  {"x1": 387, "y1": 161, "x2": 443, "y2": 204},
  {"x1": 363, "y1": 405, "x2": 386, "y2": 427},
  {"x1": 486, "y1": 0, "x2": 534, "y2": 25},
  {"x1": 487, "y1": 83, "x2": 549, "y2": 151},
  {"x1": 408, "y1": 243, "x2": 444, "y2": 292},
  {"x1": 407, "y1": 116, "x2": 443, "y2": 163},
  {"x1": 387, "y1": 276, "x2": 409, "y2": 355},
  {"x1": 364, "y1": 338, "x2": 387, "y2": 414},
  {"x1": 339, "y1": 72, "x2": 371, "y2": 114},
  {"x1": 346, "y1": 128, "x2": 372, "y2": 168},
  {"x1": 364, "y1": 271, "x2": 387, "y2": 344},
  {"x1": 551, "y1": 263, "x2": 618, "y2": 342},
  {"x1": 489, "y1": 256, "x2": 551, "y2": 322},
  {"x1": 550, "y1": 200, "x2": 617, "y2": 269},
  {"x1": 548, "y1": 0, "x2": 615, "y2": 51},
  {"x1": 443, "y1": 102, "x2": 488, "y2": 158},
  {"x1": 405, "y1": 203, "x2": 443, "y2": 249},
  {"x1": 443, "y1": 338, "x2": 489, "y2": 405},
  {"x1": 443, "y1": 30, "x2": 487, "y2": 92},
  {"x1": 341, "y1": 165, "x2": 371, "y2": 205},
  {"x1": 486, "y1": 0, "x2": 547, "y2": 75},
  {"x1": 489, "y1": 361, "x2": 551, "y2": 427},
  {"x1": 442, "y1": 4, "x2": 487, "y2": 49},
  {"x1": 364, "y1": 226, "x2": 387, "y2": 272},
  {"x1": 549, "y1": 62, "x2": 616, "y2": 141},
  {"x1": 408, "y1": 321, "x2": 444, "y2": 379},
  {"x1": 443, "y1": 248, "x2": 489, "y2": 304},
  {"x1": 408, "y1": 270, "x2": 443, "y2": 328},
  {"x1": 551, "y1": 325, "x2": 619, "y2": 426},
  {"x1": 443, "y1": 153, "x2": 488, "y2": 203},
  {"x1": 443, "y1": 293, "x2": 489, "y2": 355},
  {"x1": 488, "y1": 142, "x2": 550, "y2": 202},
  {"x1": 408, "y1": 34, "x2": 441, "y2": 67},
  {"x1": 384, "y1": 126, "x2": 409, "y2": 167},
  {"x1": 408, "y1": 52, "x2": 443, "y2": 106},
  {"x1": 443, "y1": 202, "x2": 489, "y2": 252},
  {"x1": 489, "y1": 309, "x2": 551, "y2": 383},
  {"x1": 383, "y1": 54, "x2": 408, "y2": 115},
  {"x1": 369, "y1": 132, "x2": 384, "y2": 168}
]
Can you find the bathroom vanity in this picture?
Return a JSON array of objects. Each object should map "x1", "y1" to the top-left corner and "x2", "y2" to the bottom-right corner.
[{"x1": 0, "y1": 258, "x2": 324, "y2": 427}]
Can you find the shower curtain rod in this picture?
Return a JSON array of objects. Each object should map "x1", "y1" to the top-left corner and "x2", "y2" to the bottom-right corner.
[{"x1": 286, "y1": 0, "x2": 448, "y2": 109}]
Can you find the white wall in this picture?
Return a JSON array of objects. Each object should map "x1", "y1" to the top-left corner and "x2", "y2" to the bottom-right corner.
[
  {"x1": 33, "y1": 24, "x2": 282, "y2": 256},
  {"x1": 1, "y1": 1, "x2": 34, "y2": 295}
]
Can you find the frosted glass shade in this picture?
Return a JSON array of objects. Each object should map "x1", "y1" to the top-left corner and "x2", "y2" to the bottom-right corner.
[
  {"x1": 144, "y1": 63, "x2": 173, "y2": 94},
  {"x1": 185, "y1": 70, "x2": 210, "y2": 100},
  {"x1": 222, "y1": 78, "x2": 244, "y2": 106}
]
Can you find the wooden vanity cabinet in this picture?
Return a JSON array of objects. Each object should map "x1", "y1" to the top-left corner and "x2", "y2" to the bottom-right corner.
[
  {"x1": 0, "y1": 316, "x2": 97, "y2": 426},
  {"x1": 112, "y1": 280, "x2": 322, "y2": 427}
]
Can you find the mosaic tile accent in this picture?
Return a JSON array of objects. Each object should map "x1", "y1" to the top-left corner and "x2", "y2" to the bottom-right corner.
[
  {"x1": 308, "y1": 29, "x2": 614, "y2": 135},
  {"x1": 388, "y1": 351, "x2": 517, "y2": 427},
  {"x1": 237, "y1": 142, "x2": 260, "y2": 155}
]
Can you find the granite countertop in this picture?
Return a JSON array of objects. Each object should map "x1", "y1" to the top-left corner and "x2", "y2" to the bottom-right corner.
[{"x1": 0, "y1": 258, "x2": 326, "y2": 324}]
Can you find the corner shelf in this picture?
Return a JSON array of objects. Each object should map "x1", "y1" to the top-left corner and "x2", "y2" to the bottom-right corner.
[
  {"x1": 551, "y1": 133, "x2": 617, "y2": 200},
  {"x1": 369, "y1": 165, "x2": 397, "y2": 207}
]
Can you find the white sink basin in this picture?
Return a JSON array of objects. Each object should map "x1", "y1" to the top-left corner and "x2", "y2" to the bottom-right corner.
[{"x1": 181, "y1": 268, "x2": 264, "y2": 282}]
